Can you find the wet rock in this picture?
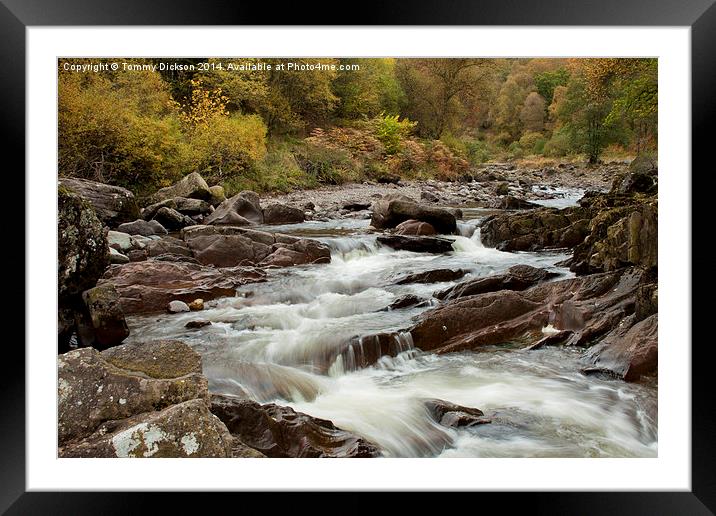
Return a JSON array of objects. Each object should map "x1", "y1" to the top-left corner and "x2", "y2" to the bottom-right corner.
[
  {"x1": 188, "y1": 299, "x2": 204, "y2": 311},
  {"x1": 396, "y1": 268, "x2": 467, "y2": 285},
  {"x1": 371, "y1": 195, "x2": 457, "y2": 234},
  {"x1": 384, "y1": 295, "x2": 429, "y2": 311},
  {"x1": 185, "y1": 320, "x2": 211, "y2": 329},
  {"x1": 203, "y1": 191, "x2": 264, "y2": 225},
  {"x1": 424, "y1": 399, "x2": 490, "y2": 428},
  {"x1": 152, "y1": 172, "x2": 212, "y2": 203},
  {"x1": 81, "y1": 284, "x2": 129, "y2": 349},
  {"x1": 394, "y1": 219, "x2": 437, "y2": 236},
  {"x1": 493, "y1": 196, "x2": 540, "y2": 210},
  {"x1": 117, "y1": 219, "x2": 168, "y2": 237},
  {"x1": 58, "y1": 341, "x2": 208, "y2": 445},
  {"x1": 434, "y1": 265, "x2": 557, "y2": 301},
  {"x1": 99, "y1": 260, "x2": 266, "y2": 314},
  {"x1": 153, "y1": 206, "x2": 194, "y2": 231},
  {"x1": 168, "y1": 300, "x2": 191, "y2": 313},
  {"x1": 60, "y1": 399, "x2": 232, "y2": 458},
  {"x1": 107, "y1": 230, "x2": 133, "y2": 252},
  {"x1": 208, "y1": 185, "x2": 227, "y2": 207},
  {"x1": 59, "y1": 177, "x2": 140, "y2": 227},
  {"x1": 109, "y1": 247, "x2": 130, "y2": 264},
  {"x1": 263, "y1": 203, "x2": 306, "y2": 224},
  {"x1": 210, "y1": 394, "x2": 382, "y2": 458},
  {"x1": 584, "y1": 314, "x2": 657, "y2": 381},
  {"x1": 412, "y1": 268, "x2": 648, "y2": 358},
  {"x1": 525, "y1": 330, "x2": 574, "y2": 350},
  {"x1": 58, "y1": 187, "x2": 109, "y2": 301},
  {"x1": 377, "y1": 235, "x2": 455, "y2": 253}
]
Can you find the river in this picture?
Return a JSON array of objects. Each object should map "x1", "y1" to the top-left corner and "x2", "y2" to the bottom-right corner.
[{"x1": 125, "y1": 199, "x2": 657, "y2": 458}]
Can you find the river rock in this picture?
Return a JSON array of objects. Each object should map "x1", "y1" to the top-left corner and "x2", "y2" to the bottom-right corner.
[
  {"x1": 384, "y1": 295, "x2": 429, "y2": 311},
  {"x1": 107, "y1": 230, "x2": 133, "y2": 252},
  {"x1": 395, "y1": 219, "x2": 437, "y2": 236},
  {"x1": 109, "y1": 247, "x2": 130, "y2": 264},
  {"x1": 117, "y1": 219, "x2": 168, "y2": 237},
  {"x1": 146, "y1": 236, "x2": 193, "y2": 259},
  {"x1": 584, "y1": 314, "x2": 657, "y2": 381},
  {"x1": 186, "y1": 320, "x2": 211, "y2": 329},
  {"x1": 411, "y1": 268, "x2": 652, "y2": 373},
  {"x1": 262, "y1": 203, "x2": 306, "y2": 224},
  {"x1": 420, "y1": 190, "x2": 440, "y2": 203},
  {"x1": 377, "y1": 235, "x2": 455, "y2": 253},
  {"x1": 210, "y1": 394, "x2": 382, "y2": 458},
  {"x1": 435, "y1": 265, "x2": 558, "y2": 301},
  {"x1": 424, "y1": 399, "x2": 490, "y2": 428},
  {"x1": 203, "y1": 191, "x2": 264, "y2": 225},
  {"x1": 59, "y1": 177, "x2": 140, "y2": 227},
  {"x1": 58, "y1": 341, "x2": 209, "y2": 446},
  {"x1": 60, "y1": 399, "x2": 232, "y2": 458},
  {"x1": 208, "y1": 185, "x2": 227, "y2": 207},
  {"x1": 168, "y1": 300, "x2": 191, "y2": 313},
  {"x1": 395, "y1": 269, "x2": 467, "y2": 285},
  {"x1": 59, "y1": 187, "x2": 109, "y2": 300},
  {"x1": 188, "y1": 298, "x2": 204, "y2": 311},
  {"x1": 480, "y1": 207, "x2": 591, "y2": 251},
  {"x1": 343, "y1": 201, "x2": 372, "y2": 211},
  {"x1": 493, "y1": 196, "x2": 540, "y2": 210},
  {"x1": 98, "y1": 260, "x2": 266, "y2": 314},
  {"x1": 153, "y1": 172, "x2": 212, "y2": 203},
  {"x1": 81, "y1": 284, "x2": 129, "y2": 349},
  {"x1": 260, "y1": 239, "x2": 331, "y2": 267},
  {"x1": 571, "y1": 200, "x2": 657, "y2": 275},
  {"x1": 371, "y1": 194, "x2": 457, "y2": 234},
  {"x1": 495, "y1": 182, "x2": 509, "y2": 196},
  {"x1": 153, "y1": 206, "x2": 194, "y2": 231}
]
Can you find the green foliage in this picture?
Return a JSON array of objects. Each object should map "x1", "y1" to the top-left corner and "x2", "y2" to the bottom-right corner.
[
  {"x1": 543, "y1": 128, "x2": 571, "y2": 157},
  {"x1": 293, "y1": 142, "x2": 357, "y2": 185},
  {"x1": 186, "y1": 114, "x2": 267, "y2": 184},
  {"x1": 534, "y1": 68, "x2": 569, "y2": 104},
  {"x1": 507, "y1": 141, "x2": 524, "y2": 159},
  {"x1": 333, "y1": 58, "x2": 406, "y2": 119},
  {"x1": 519, "y1": 131, "x2": 546, "y2": 154},
  {"x1": 373, "y1": 113, "x2": 416, "y2": 154}
]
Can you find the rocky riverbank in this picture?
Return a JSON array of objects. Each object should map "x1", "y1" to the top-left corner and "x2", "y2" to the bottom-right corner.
[{"x1": 57, "y1": 156, "x2": 658, "y2": 458}]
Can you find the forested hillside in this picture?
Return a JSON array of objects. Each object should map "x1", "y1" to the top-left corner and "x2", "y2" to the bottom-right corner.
[{"x1": 59, "y1": 58, "x2": 657, "y2": 196}]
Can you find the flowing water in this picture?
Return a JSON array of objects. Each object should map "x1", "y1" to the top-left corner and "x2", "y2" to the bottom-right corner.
[{"x1": 126, "y1": 205, "x2": 657, "y2": 458}]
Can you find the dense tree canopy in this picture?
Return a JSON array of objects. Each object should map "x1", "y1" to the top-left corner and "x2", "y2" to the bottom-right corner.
[{"x1": 58, "y1": 57, "x2": 658, "y2": 194}]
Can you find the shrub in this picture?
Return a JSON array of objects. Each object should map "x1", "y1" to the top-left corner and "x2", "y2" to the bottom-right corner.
[
  {"x1": 464, "y1": 139, "x2": 493, "y2": 165},
  {"x1": 507, "y1": 141, "x2": 524, "y2": 159},
  {"x1": 543, "y1": 129, "x2": 571, "y2": 157},
  {"x1": 293, "y1": 142, "x2": 358, "y2": 185},
  {"x1": 186, "y1": 114, "x2": 267, "y2": 185},
  {"x1": 373, "y1": 113, "x2": 417, "y2": 154}
]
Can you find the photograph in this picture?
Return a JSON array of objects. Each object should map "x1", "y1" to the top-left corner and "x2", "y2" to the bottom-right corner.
[{"x1": 56, "y1": 56, "x2": 659, "y2": 459}]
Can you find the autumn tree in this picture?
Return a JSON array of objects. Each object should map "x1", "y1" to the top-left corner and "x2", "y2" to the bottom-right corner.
[
  {"x1": 520, "y1": 92, "x2": 546, "y2": 133},
  {"x1": 332, "y1": 58, "x2": 405, "y2": 120}
]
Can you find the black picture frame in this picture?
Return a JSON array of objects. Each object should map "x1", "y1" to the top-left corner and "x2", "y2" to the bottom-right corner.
[{"x1": 4, "y1": 0, "x2": 712, "y2": 513}]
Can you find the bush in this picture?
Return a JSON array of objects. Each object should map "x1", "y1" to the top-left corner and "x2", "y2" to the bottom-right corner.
[
  {"x1": 543, "y1": 129, "x2": 571, "y2": 157},
  {"x1": 293, "y1": 142, "x2": 358, "y2": 185},
  {"x1": 518, "y1": 131, "x2": 545, "y2": 154},
  {"x1": 464, "y1": 139, "x2": 493, "y2": 165},
  {"x1": 373, "y1": 113, "x2": 416, "y2": 154},
  {"x1": 507, "y1": 141, "x2": 524, "y2": 159},
  {"x1": 186, "y1": 114, "x2": 267, "y2": 185}
]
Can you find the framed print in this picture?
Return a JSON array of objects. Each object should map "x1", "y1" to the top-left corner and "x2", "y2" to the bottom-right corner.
[{"x1": 4, "y1": 0, "x2": 714, "y2": 513}]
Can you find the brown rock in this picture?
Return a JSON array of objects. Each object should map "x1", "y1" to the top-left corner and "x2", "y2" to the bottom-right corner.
[
  {"x1": 98, "y1": 260, "x2": 266, "y2": 314},
  {"x1": 203, "y1": 191, "x2": 263, "y2": 225},
  {"x1": 435, "y1": 265, "x2": 558, "y2": 301},
  {"x1": 59, "y1": 177, "x2": 140, "y2": 227},
  {"x1": 81, "y1": 284, "x2": 129, "y2": 350},
  {"x1": 152, "y1": 172, "x2": 212, "y2": 203},
  {"x1": 188, "y1": 298, "x2": 204, "y2": 311},
  {"x1": 377, "y1": 235, "x2": 455, "y2": 253},
  {"x1": 210, "y1": 394, "x2": 382, "y2": 458},
  {"x1": 262, "y1": 203, "x2": 306, "y2": 224},
  {"x1": 395, "y1": 219, "x2": 437, "y2": 236},
  {"x1": 424, "y1": 399, "x2": 490, "y2": 428},
  {"x1": 396, "y1": 269, "x2": 467, "y2": 285},
  {"x1": 371, "y1": 195, "x2": 457, "y2": 234}
]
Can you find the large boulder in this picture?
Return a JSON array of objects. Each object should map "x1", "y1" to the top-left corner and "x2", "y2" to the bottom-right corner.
[
  {"x1": 117, "y1": 219, "x2": 168, "y2": 237},
  {"x1": 210, "y1": 394, "x2": 381, "y2": 458},
  {"x1": 98, "y1": 260, "x2": 266, "y2": 314},
  {"x1": 153, "y1": 206, "x2": 194, "y2": 231},
  {"x1": 371, "y1": 195, "x2": 457, "y2": 234},
  {"x1": 152, "y1": 172, "x2": 212, "y2": 203},
  {"x1": 203, "y1": 191, "x2": 264, "y2": 225},
  {"x1": 59, "y1": 177, "x2": 140, "y2": 227},
  {"x1": 480, "y1": 207, "x2": 591, "y2": 251},
  {"x1": 377, "y1": 235, "x2": 455, "y2": 253},
  {"x1": 424, "y1": 399, "x2": 490, "y2": 428},
  {"x1": 208, "y1": 185, "x2": 227, "y2": 207},
  {"x1": 262, "y1": 203, "x2": 306, "y2": 224},
  {"x1": 571, "y1": 200, "x2": 657, "y2": 274},
  {"x1": 146, "y1": 236, "x2": 193, "y2": 260},
  {"x1": 58, "y1": 340, "x2": 234, "y2": 457},
  {"x1": 58, "y1": 187, "x2": 109, "y2": 301},
  {"x1": 395, "y1": 269, "x2": 467, "y2": 285},
  {"x1": 80, "y1": 284, "x2": 129, "y2": 349},
  {"x1": 492, "y1": 196, "x2": 540, "y2": 210},
  {"x1": 260, "y1": 239, "x2": 331, "y2": 267}
]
